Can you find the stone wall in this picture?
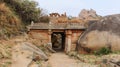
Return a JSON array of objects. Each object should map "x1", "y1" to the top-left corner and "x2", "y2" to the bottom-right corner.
[
  {"x1": 28, "y1": 29, "x2": 84, "y2": 52},
  {"x1": 28, "y1": 30, "x2": 49, "y2": 46},
  {"x1": 71, "y1": 30, "x2": 83, "y2": 51},
  {"x1": 65, "y1": 30, "x2": 84, "y2": 52}
]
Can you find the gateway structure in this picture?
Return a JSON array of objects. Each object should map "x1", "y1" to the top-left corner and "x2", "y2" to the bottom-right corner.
[{"x1": 27, "y1": 22, "x2": 86, "y2": 53}]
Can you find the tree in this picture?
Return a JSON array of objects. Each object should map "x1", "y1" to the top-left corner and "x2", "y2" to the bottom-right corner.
[{"x1": 3, "y1": 0, "x2": 49, "y2": 25}]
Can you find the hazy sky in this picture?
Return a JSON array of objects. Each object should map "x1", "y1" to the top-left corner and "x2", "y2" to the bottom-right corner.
[{"x1": 34, "y1": 0, "x2": 120, "y2": 17}]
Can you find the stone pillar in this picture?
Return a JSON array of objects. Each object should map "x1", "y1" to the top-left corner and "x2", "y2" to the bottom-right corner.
[
  {"x1": 65, "y1": 30, "x2": 72, "y2": 53},
  {"x1": 48, "y1": 31, "x2": 52, "y2": 43},
  {"x1": 48, "y1": 22, "x2": 52, "y2": 43}
]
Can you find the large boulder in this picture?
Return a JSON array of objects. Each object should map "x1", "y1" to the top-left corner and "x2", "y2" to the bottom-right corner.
[
  {"x1": 12, "y1": 42, "x2": 48, "y2": 67},
  {"x1": 78, "y1": 14, "x2": 120, "y2": 53}
]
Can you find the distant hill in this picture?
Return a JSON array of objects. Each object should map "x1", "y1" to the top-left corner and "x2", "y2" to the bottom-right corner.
[{"x1": 78, "y1": 9, "x2": 102, "y2": 21}]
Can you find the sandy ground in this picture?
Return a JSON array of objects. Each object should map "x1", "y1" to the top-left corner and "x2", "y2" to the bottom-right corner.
[{"x1": 42, "y1": 52, "x2": 98, "y2": 67}]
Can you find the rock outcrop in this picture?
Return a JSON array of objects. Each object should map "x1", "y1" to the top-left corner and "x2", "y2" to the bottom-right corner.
[
  {"x1": 78, "y1": 14, "x2": 120, "y2": 53},
  {"x1": 78, "y1": 9, "x2": 101, "y2": 21},
  {"x1": 12, "y1": 42, "x2": 48, "y2": 67}
]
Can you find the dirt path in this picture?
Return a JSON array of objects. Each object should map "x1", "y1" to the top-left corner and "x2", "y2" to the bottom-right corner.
[
  {"x1": 47, "y1": 52, "x2": 78, "y2": 67},
  {"x1": 42, "y1": 52, "x2": 98, "y2": 67}
]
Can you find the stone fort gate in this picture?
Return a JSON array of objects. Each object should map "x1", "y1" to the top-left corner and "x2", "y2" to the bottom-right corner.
[{"x1": 27, "y1": 22, "x2": 86, "y2": 53}]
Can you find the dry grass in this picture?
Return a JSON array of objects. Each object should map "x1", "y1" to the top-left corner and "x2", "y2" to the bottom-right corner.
[
  {"x1": 0, "y1": 3, "x2": 23, "y2": 39},
  {"x1": 68, "y1": 51, "x2": 120, "y2": 66},
  {"x1": 0, "y1": 3, "x2": 24, "y2": 65},
  {"x1": 0, "y1": 3, "x2": 11, "y2": 14},
  {"x1": 0, "y1": 40, "x2": 13, "y2": 67}
]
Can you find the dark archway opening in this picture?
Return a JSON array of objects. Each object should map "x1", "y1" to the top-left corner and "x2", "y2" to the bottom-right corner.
[{"x1": 51, "y1": 32, "x2": 65, "y2": 52}]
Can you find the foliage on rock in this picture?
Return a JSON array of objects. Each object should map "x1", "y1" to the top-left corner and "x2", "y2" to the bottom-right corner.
[{"x1": 94, "y1": 47, "x2": 112, "y2": 55}]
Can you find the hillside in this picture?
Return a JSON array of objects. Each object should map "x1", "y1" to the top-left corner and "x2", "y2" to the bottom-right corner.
[
  {"x1": 0, "y1": 2, "x2": 24, "y2": 67},
  {"x1": 0, "y1": 3, "x2": 23, "y2": 39}
]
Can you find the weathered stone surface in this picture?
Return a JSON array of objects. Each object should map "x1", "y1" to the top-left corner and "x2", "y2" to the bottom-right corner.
[
  {"x1": 78, "y1": 14, "x2": 120, "y2": 53},
  {"x1": 22, "y1": 42, "x2": 48, "y2": 60},
  {"x1": 28, "y1": 30, "x2": 49, "y2": 46},
  {"x1": 12, "y1": 42, "x2": 48, "y2": 67},
  {"x1": 12, "y1": 43, "x2": 33, "y2": 67}
]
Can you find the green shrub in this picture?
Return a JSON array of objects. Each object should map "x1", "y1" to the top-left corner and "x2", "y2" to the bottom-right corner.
[
  {"x1": 112, "y1": 51, "x2": 120, "y2": 54},
  {"x1": 94, "y1": 47, "x2": 112, "y2": 55}
]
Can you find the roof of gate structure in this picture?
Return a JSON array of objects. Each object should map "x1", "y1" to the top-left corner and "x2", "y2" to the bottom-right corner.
[{"x1": 28, "y1": 22, "x2": 86, "y2": 30}]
